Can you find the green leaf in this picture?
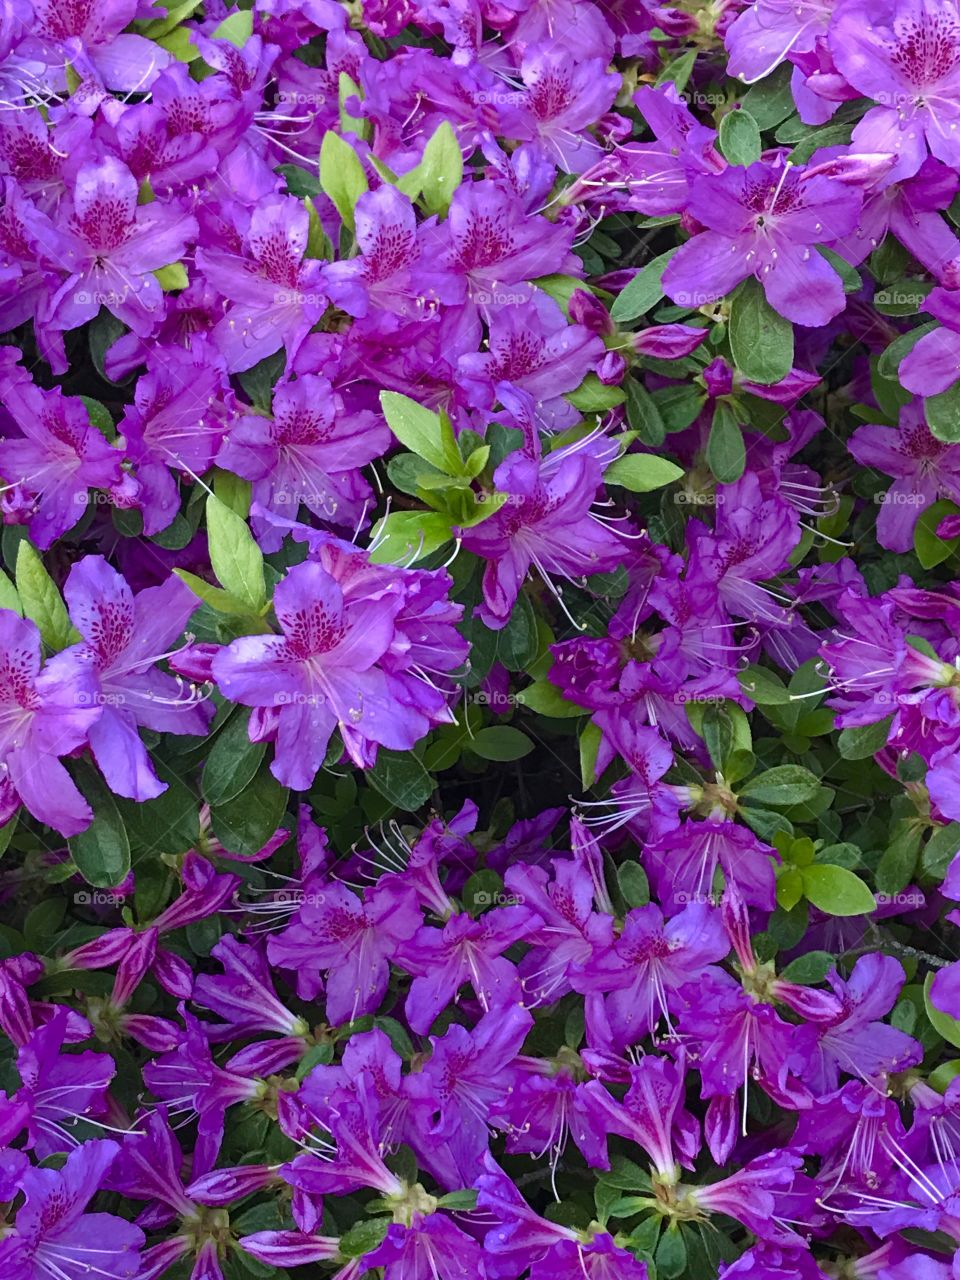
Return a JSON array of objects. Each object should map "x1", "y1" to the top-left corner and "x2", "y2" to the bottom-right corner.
[
  {"x1": 210, "y1": 764, "x2": 288, "y2": 858},
  {"x1": 339, "y1": 1219, "x2": 391, "y2": 1258},
  {"x1": 610, "y1": 249, "x2": 678, "y2": 323},
  {"x1": 211, "y1": 8, "x2": 252, "y2": 45},
  {"x1": 655, "y1": 47, "x2": 697, "y2": 93},
  {"x1": 205, "y1": 494, "x2": 266, "y2": 612},
  {"x1": 925, "y1": 972, "x2": 960, "y2": 1049},
  {"x1": 368, "y1": 511, "x2": 453, "y2": 565},
  {"x1": 876, "y1": 819, "x2": 923, "y2": 899},
  {"x1": 837, "y1": 717, "x2": 892, "y2": 760},
  {"x1": 338, "y1": 71, "x2": 367, "y2": 139},
  {"x1": 706, "y1": 401, "x2": 746, "y2": 483},
  {"x1": 604, "y1": 453, "x2": 684, "y2": 492},
  {"x1": 67, "y1": 762, "x2": 132, "y2": 888},
  {"x1": 915, "y1": 499, "x2": 960, "y2": 568},
  {"x1": 213, "y1": 468, "x2": 252, "y2": 518},
  {"x1": 0, "y1": 568, "x2": 21, "y2": 616},
  {"x1": 118, "y1": 759, "x2": 199, "y2": 857},
  {"x1": 80, "y1": 397, "x2": 116, "y2": 441},
  {"x1": 516, "y1": 681, "x2": 587, "y2": 718},
  {"x1": 739, "y1": 765, "x2": 821, "y2": 807},
  {"x1": 467, "y1": 726, "x2": 535, "y2": 761},
  {"x1": 655, "y1": 1224, "x2": 687, "y2": 1279},
  {"x1": 173, "y1": 569, "x2": 257, "y2": 618},
  {"x1": 740, "y1": 666, "x2": 791, "y2": 705},
  {"x1": 741, "y1": 64, "x2": 796, "y2": 129},
  {"x1": 926, "y1": 381, "x2": 960, "y2": 443},
  {"x1": 618, "y1": 860, "x2": 650, "y2": 908},
  {"x1": 153, "y1": 262, "x2": 188, "y2": 291},
  {"x1": 780, "y1": 950, "x2": 834, "y2": 984},
  {"x1": 202, "y1": 710, "x2": 267, "y2": 807},
  {"x1": 15, "y1": 542, "x2": 76, "y2": 650},
  {"x1": 367, "y1": 749, "x2": 435, "y2": 811},
  {"x1": 923, "y1": 823, "x2": 960, "y2": 879},
  {"x1": 719, "y1": 108, "x2": 761, "y2": 165},
  {"x1": 874, "y1": 279, "x2": 934, "y2": 316},
  {"x1": 565, "y1": 374, "x2": 626, "y2": 412},
  {"x1": 580, "y1": 720, "x2": 602, "y2": 788},
  {"x1": 419, "y1": 121, "x2": 463, "y2": 216},
  {"x1": 319, "y1": 130, "x2": 368, "y2": 232},
  {"x1": 729, "y1": 277, "x2": 794, "y2": 384},
  {"x1": 624, "y1": 378, "x2": 666, "y2": 446},
  {"x1": 380, "y1": 391, "x2": 463, "y2": 474},
  {"x1": 801, "y1": 864, "x2": 875, "y2": 916}
]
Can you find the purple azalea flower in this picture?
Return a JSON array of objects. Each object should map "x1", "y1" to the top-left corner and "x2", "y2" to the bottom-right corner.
[
  {"x1": 644, "y1": 818, "x2": 779, "y2": 913},
  {"x1": 266, "y1": 878, "x2": 421, "y2": 1021},
  {"x1": 831, "y1": 0, "x2": 960, "y2": 181},
  {"x1": 577, "y1": 901, "x2": 729, "y2": 1053},
  {"x1": 63, "y1": 558, "x2": 210, "y2": 801},
  {"x1": 457, "y1": 293, "x2": 605, "y2": 430},
  {"x1": 25, "y1": 156, "x2": 197, "y2": 339},
  {"x1": 662, "y1": 157, "x2": 862, "y2": 325},
  {"x1": 0, "y1": 375, "x2": 122, "y2": 549},
  {"x1": 849, "y1": 401, "x2": 960, "y2": 552},
  {"x1": 0, "y1": 1139, "x2": 143, "y2": 1280},
  {"x1": 428, "y1": 182, "x2": 580, "y2": 310},
  {"x1": 725, "y1": 1, "x2": 836, "y2": 83},
  {"x1": 395, "y1": 905, "x2": 543, "y2": 1034},
  {"x1": 810, "y1": 955, "x2": 922, "y2": 1094},
  {"x1": 460, "y1": 435, "x2": 627, "y2": 629},
  {"x1": 832, "y1": 155, "x2": 960, "y2": 277},
  {"x1": 406, "y1": 1005, "x2": 532, "y2": 1179},
  {"x1": 118, "y1": 343, "x2": 233, "y2": 535},
  {"x1": 509, "y1": 44, "x2": 620, "y2": 173},
  {"x1": 323, "y1": 183, "x2": 465, "y2": 321},
  {"x1": 1, "y1": 1008, "x2": 115, "y2": 1156},
  {"x1": 582, "y1": 1053, "x2": 701, "y2": 1180},
  {"x1": 0, "y1": 611, "x2": 101, "y2": 836},
  {"x1": 198, "y1": 194, "x2": 328, "y2": 372},
  {"x1": 900, "y1": 286, "x2": 960, "y2": 396},
  {"x1": 216, "y1": 374, "x2": 389, "y2": 545},
  {"x1": 23, "y1": 0, "x2": 171, "y2": 96},
  {"x1": 365, "y1": 1213, "x2": 489, "y2": 1280},
  {"x1": 213, "y1": 559, "x2": 451, "y2": 785}
]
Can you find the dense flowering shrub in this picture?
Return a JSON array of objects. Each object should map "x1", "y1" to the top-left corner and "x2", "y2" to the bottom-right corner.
[{"x1": 5, "y1": 1, "x2": 960, "y2": 1278}]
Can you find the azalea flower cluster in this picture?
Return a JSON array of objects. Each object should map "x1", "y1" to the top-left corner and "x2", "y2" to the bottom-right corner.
[{"x1": 3, "y1": 0, "x2": 960, "y2": 1279}]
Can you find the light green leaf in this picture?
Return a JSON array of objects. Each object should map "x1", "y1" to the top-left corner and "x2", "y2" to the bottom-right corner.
[
  {"x1": 153, "y1": 262, "x2": 188, "y2": 291},
  {"x1": 15, "y1": 542, "x2": 77, "y2": 649},
  {"x1": 419, "y1": 121, "x2": 463, "y2": 216},
  {"x1": 368, "y1": 511, "x2": 453, "y2": 564},
  {"x1": 205, "y1": 494, "x2": 267, "y2": 612},
  {"x1": 516, "y1": 681, "x2": 587, "y2": 718},
  {"x1": 211, "y1": 8, "x2": 252, "y2": 46},
  {"x1": 604, "y1": 453, "x2": 683, "y2": 492},
  {"x1": 566, "y1": 375, "x2": 626, "y2": 412},
  {"x1": 380, "y1": 391, "x2": 463, "y2": 473},
  {"x1": 801, "y1": 864, "x2": 875, "y2": 916},
  {"x1": 173, "y1": 569, "x2": 258, "y2": 618},
  {"x1": 0, "y1": 570, "x2": 21, "y2": 616},
  {"x1": 319, "y1": 130, "x2": 368, "y2": 232}
]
